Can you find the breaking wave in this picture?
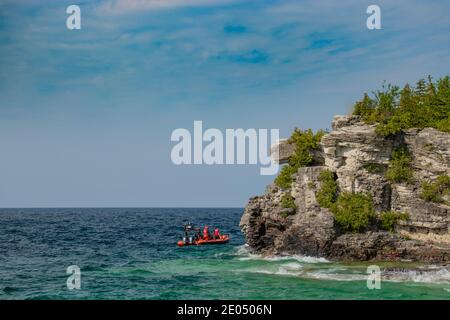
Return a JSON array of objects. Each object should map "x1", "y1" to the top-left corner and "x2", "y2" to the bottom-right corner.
[
  {"x1": 383, "y1": 267, "x2": 450, "y2": 284},
  {"x1": 234, "y1": 245, "x2": 450, "y2": 284},
  {"x1": 235, "y1": 245, "x2": 329, "y2": 264}
]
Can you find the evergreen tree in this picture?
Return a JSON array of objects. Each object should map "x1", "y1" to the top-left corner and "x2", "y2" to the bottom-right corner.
[
  {"x1": 352, "y1": 76, "x2": 450, "y2": 135},
  {"x1": 415, "y1": 78, "x2": 427, "y2": 97}
]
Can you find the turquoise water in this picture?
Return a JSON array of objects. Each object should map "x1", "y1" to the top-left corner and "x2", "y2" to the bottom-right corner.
[{"x1": 0, "y1": 208, "x2": 449, "y2": 299}]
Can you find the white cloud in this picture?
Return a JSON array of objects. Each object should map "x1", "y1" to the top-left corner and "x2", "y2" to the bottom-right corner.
[{"x1": 98, "y1": 0, "x2": 238, "y2": 14}]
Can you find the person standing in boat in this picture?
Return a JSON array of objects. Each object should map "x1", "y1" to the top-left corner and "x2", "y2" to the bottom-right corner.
[
  {"x1": 213, "y1": 228, "x2": 220, "y2": 239},
  {"x1": 203, "y1": 225, "x2": 210, "y2": 240},
  {"x1": 194, "y1": 228, "x2": 201, "y2": 241}
]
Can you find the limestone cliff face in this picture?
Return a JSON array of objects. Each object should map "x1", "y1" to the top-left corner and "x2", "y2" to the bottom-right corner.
[{"x1": 240, "y1": 115, "x2": 450, "y2": 263}]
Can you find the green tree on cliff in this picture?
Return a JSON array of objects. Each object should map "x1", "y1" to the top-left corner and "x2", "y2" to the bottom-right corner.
[{"x1": 352, "y1": 75, "x2": 450, "y2": 135}]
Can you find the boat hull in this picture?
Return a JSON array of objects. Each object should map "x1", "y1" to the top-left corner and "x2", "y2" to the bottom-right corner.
[{"x1": 177, "y1": 235, "x2": 230, "y2": 247}]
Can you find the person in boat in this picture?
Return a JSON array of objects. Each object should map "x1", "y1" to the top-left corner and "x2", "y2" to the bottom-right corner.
[
  {"x1": 183, "y1": 224, "x2": 190, "y2": 244},
  {"x1": 203, "y1": 225, "x2": 210, "y2": 240},
  {"x1": 213, "y1": 228, "x2": 220, "y2": 239},
  {"x1": 193, "y1": 230, "x2": 198, "y2": 241},
  {"x1": 185, "y1": 230, "x2": 192, "y2": 244}
]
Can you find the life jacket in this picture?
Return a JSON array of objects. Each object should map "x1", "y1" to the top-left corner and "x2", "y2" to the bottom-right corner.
[
  {"x1": 203, "y1": 227, "x2": 209, "y2": 237},
  {"x1": 214, "y1": 228, "x2": 220, "y2": 236}
]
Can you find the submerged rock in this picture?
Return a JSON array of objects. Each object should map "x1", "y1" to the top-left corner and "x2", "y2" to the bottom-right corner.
[{"x1": 240, "y1": 115, "x2": 450, "y2": 263}]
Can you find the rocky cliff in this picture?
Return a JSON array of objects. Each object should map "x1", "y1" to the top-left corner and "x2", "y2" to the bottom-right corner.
[{"x1": 240, "y1": 115, "x2": 450, "y2": 263}]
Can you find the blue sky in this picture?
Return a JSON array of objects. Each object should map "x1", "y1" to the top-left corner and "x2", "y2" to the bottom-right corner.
[{"x1": 1, "y1": 0, "x2": 450, "y2": 207}]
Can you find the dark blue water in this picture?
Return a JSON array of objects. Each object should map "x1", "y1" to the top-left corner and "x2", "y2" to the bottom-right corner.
[
  {"x1": 1, "y1": 208, "x2": 449, "y2": 300},
  {"x1": 0, "y1": 208, "x2": 243, "y2": 299}
]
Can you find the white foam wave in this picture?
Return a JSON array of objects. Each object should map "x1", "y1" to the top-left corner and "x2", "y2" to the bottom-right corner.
[
  {"x1": 245, "y1": 263, "x2": 304, "y2": 277},
  {"x1": 235, "y1": 246, "x2": 329, "y2": 264},
  {"x1": 306, "y1": 267, "x2": 450, "y2": 284},
  {"x1": 282, "y1": 262, "x2": 304, "y2": 270},
  {"x1": 242, "y1": 254, "x2": 329, "y2": 263},
  {"x1": 384, "y1": 268, "x2": 450, "y2": 284},
  {"x1": 304, "y1": 267, "x2": 450, "y2": 284},
  {"x1": 305, "y1": 271, "x2": 367, "y2": 282},
  {"x1": 234, "y1": 246, "x2": 450, "y2": 285}
]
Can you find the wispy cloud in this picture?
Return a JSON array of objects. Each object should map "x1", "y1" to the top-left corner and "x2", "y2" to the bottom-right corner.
[
  {"x1": 98, "y1": 0, "x2": 239, "y2": 14},
  {"x1": 3, "y1": 0, "x2": 450, "y2": 108},
  {"x1": 214, "y1": 49, "x2": 269, "y2": 64}
]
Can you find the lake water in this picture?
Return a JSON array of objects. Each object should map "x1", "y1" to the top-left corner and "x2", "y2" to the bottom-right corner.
[{"x1": 0, "y1": 208, "x2": 449, "y2": 299}]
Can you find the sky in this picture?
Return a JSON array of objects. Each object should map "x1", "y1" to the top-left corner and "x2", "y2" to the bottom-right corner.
[{"x1": 0, "y1": 0, "x2": 449, "y2": 207}]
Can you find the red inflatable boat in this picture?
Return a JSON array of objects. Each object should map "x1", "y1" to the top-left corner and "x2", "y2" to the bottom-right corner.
[{"x1": 177, "y1": 234, "x2": 230, "y2": 247}]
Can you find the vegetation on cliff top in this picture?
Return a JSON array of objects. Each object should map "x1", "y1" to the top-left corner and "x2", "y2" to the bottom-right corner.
[
  {"x1": 352, "y1": 76, "x2": 450, "y2": 136},
  {"x1": 274, "y1": 128, "x2": 326, "y2": 189},
  {"x1": 272, "y1": 76, "x2": 448, "y2": 231}
]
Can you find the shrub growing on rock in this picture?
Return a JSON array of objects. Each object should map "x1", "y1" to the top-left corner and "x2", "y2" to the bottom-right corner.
[
  {"x1": 288, "y1": 128, "x2": 325, "y2": 167},
  {"x1": 280, "y1": 193, "x2": 296, "y2": 209},
  {"x1": 420, "y1": 175, "x2": 450, "y2": 203},
  {"x1": 274, "y1": 165, "x2": 297, "y2": 189},
  {"x1": 363, "y1": 163, "x2": 385, "y2": 174},
  {"x1": 386, "y1": 146, "x2": 414, "y2": 184},
  {"x1": 316, "y1": 170, "x2": 339, "y2": 209},
  {"x1": 279, "y1": 193, "x2": 297, "y2": 217},
  {"x1": 307, "y1": 181, "x2": 316, "y2": 189},
  {"x1": 274, "y1": 128, "x2": 326, "y2": 189},
  {"x1": 314, "y1": 172, "x2": 376, "y2": 233},
  {"x1": 379, "y1": 211, "x2": 409, "y2": 232},
  {"x1": 331, "y1": 192, "x2": 375, "y2": 233},
  {"x1": 436, "y1": 115, "x2": 450, "y2": 133}
]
